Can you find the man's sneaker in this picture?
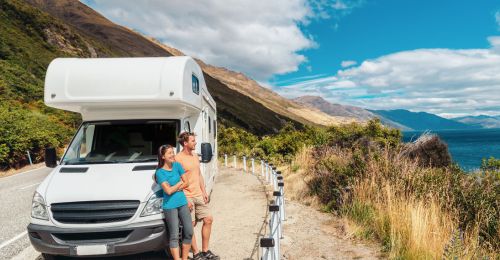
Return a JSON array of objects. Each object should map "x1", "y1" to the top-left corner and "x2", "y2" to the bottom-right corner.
[
  {"x1": 202, "y1": 250, "x2": 220, "y2": 260},
  {"x1": 192, "y1": 252, "x2": 207, "y2": 260}
]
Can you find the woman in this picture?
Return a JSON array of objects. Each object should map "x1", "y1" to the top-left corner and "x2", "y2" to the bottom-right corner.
[{"x1": 156, "y1": 144, "x2": 193, "y2": 260}]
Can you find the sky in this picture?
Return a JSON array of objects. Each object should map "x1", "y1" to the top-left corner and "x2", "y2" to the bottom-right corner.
[{"x1": 82, "y1": 0, "x2": 500, "y2": 118}]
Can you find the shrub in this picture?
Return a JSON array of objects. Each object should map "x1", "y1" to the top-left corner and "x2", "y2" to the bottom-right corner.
[{"x1": 0, "y1": 102, "x2": 74, "y2": 169}]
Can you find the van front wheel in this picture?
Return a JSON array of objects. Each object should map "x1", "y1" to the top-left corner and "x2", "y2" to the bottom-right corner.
[{"x1": 41, "y1": 253, "x2": 57, "y2": 260}]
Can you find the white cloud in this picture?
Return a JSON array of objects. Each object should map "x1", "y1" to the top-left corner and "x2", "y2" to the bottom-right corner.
[
  {"x1": 341, "y1": 60, "x2": 357, "y2": 67},
  {"x1": 83, "y1": 0, "x2": 362, "y2": 81},
  {"x1": 277, "y1": 37, "x2": 500, "y2": 117}
]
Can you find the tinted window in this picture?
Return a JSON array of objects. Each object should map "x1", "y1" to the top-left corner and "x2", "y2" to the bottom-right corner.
[{"x1": 192, "y1": 75, "x2": 199, "y2": 95}]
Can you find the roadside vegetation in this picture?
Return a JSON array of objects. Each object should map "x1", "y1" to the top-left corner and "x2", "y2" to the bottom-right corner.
[
  {"x1": 0, "y1": 0, "x2": 117, "y2": 169},
  {"x1": 217, "y1": 119, "x2": 499, "y2": 259}
]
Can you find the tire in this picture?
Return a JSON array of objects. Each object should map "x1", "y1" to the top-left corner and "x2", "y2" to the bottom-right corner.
[{"x1": 41, "y1": 253, "x2": 57, "y2": 260}]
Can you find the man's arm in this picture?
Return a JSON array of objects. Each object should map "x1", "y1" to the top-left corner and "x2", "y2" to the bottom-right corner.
[
  {"x1": 199, "y1": 171, "x2": 208, "y2": 203},
  {"x1": 179, "y1": 173, "x2": 189, "y2": 189}
]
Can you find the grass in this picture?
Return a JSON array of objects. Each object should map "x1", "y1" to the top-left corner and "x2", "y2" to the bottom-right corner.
[{"x1": 265, "y1": 123, "x2": 499, "y2": 259}]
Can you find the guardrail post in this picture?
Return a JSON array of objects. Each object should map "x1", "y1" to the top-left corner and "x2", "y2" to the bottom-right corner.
[
  {"x1": 272, "y1": 192, "x2": 283, "y2": 239},
  {"x1": 251, "y1": 158, "x2": 255, "y2": 174},
  {"x1": 243, "y1": 156, "x2": 247, "y2": 172},
  {"x1": 269, "y1": 204, "x2": 281, "y2": 260},
  {"x1": 265, "y1": 162, "x2": 270, "y2": 182},
  {"x1": 268, "y1": 164, "x2": 273, "y2": 184},
  {"x1": 274, "y1": 171, "x2": 281, "y2": 194},
  {"x1": 233, "y1": 154, "x2": 237, "y2": 168},
  {"x1": 271, "y1": 166, "x2": 277, "y2": 187},
  {"x1": 278, "y1": 180, "x2": 286, "y2": 221},
  {"x1": 224, "y1": 153, "x2": 228, "y2": 167},
  {"x1": 260, "y1": 237, "x2": 275, "y2": 260},
  {"x1": 26, "y1": 150, "x2": 33, "y2": 166},
  {"x1": 260, "y1": 160, "x2": 264, "y2": 177}
]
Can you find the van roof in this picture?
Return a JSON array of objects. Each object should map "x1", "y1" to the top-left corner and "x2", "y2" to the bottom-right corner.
[{"x1": 44, "y1": 56, "x2": 216, "y2": 121}]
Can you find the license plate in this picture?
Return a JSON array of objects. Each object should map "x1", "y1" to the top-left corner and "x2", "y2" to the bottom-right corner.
[{"x1": 76, "y1": 244, "x2": 107, "y2": 255}]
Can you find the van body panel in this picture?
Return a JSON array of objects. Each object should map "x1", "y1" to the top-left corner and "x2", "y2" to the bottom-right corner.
[{"x1": 44, "y1": 164, "x2": 157, "y2": 204}]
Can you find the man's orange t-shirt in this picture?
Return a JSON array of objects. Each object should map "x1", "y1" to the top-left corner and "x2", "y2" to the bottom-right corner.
[{"x1": 175, "y1": 151, "x2": 203, "y2": 198}]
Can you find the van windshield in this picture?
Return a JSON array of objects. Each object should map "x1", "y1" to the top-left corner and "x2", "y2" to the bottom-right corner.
[{"x1": 62, "y1": 120, "x2": 179, "y2": 165}]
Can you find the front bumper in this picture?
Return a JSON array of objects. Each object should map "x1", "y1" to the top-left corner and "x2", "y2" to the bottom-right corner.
[{"x1": 27, "y1": 219, "x2": 167, "y2": 257}]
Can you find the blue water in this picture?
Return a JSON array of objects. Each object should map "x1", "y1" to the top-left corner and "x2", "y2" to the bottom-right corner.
[{"x1": 402, "y1": 128, "x2": 500, "y2": 171}]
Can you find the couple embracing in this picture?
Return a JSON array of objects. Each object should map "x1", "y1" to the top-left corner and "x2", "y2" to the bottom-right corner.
[{"x1": 156, "y1": 132, "x2": 219, "y2": 260}]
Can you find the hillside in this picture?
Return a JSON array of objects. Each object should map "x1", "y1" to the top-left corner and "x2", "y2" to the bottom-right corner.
[
  {"x1": 0, "y1": 0, "x2": 353, "y2": 169},
  {"x1": 294, "y1": 95, "x2": 411, "y2": 130},
  {"x1": 452, "y1": 115, "x2": 500, "y2": 129},
  {"x1": 0, "y1": 0, "x2": 121, "y2": 169},
  {"x1": 370, "y1": 109, "x2": 478, "y2": 131},
  {"x1": 26, "y1": 0, "x2": 348, "y2": 132}
]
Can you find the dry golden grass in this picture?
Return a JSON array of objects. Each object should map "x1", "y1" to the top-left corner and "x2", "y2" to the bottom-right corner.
[
  {"x1": 351, "y1": 178, "x2": 456, "y2": 259},
  {"x1": 288, "y1": 144, "x2": 498, "y2": 259},
  {"x1": 280, "y1": 145, "x2": 320, "y2": 206}
]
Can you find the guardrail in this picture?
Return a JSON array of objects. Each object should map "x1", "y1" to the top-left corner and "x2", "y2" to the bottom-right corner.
[{"x1": 223, "y1": 154, "x2": 286, "y2": 260}]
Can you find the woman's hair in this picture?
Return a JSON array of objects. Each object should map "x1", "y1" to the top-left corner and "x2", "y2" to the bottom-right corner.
[{"x1": 157, "y1": 144, "x2": 174, "y2": 169}]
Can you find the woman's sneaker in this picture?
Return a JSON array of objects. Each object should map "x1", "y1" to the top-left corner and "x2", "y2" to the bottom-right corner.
[{"x1": 202, "y1": 250, "x2": 220, "y2": 260}]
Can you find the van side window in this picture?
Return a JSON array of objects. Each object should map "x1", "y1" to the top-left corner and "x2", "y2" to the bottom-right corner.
[
  {"x1": 213, "y1": 120, "x2": 217, "y2": 138},
  {"x1": 184, "y1": 121, "x2": 191, "y2": 132},
  {"x1": 208, "y1": 116, "x2": 211, "y2": 133},
  {"x1": 192, "y1": 75, "x2": 199, "y2": 95}
]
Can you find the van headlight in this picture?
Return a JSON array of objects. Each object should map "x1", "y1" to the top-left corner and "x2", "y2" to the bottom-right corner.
[
  {"x1": 31, "y1": 192, "x2": 48, "y2": 220},
  {"x1": 141, "y1": 192, "x2": 163, "y2": 217}
]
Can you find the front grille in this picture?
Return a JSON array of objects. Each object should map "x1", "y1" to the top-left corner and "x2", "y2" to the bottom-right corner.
[
  {"x1": 53, "y1": 230, "x2": 132, "y2": 243},
  {"x1": 51, "y1": 200, "x2": 140, "y2": 224}
]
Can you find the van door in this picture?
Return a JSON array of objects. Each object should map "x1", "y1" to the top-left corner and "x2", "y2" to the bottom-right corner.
[{"x1": 200, "y1": 91, "x2": 215, "y2": 193}]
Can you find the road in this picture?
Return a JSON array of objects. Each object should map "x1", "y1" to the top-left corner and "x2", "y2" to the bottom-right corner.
[
  {"x1": 0, "y1": 167, "x2": 51, "y2": 260},
  {"x1": 1, "y1": 166, "x2": 268, "y2": 260}
]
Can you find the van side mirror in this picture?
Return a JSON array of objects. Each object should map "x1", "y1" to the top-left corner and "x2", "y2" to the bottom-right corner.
[
  {"x1": 45, "y1": 147, "x2": 58, "y2": 168},
  {"x1": 200, "y1": 143, "x2": 213, "y2": 163}
]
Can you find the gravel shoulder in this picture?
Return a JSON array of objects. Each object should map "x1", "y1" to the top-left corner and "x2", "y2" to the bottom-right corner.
[
  {"x1": 280, "y1": 199, "x2": 382, "y2": 260},
  {"x1": 195, "y1": 167, "x2": 268, "y2": 260}
]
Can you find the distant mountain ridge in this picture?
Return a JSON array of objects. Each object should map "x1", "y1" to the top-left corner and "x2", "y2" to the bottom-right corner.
[
  {"x1": 294, "y1": 96, "x2": 484, "y2": 131},
  {"x1": 293, "y1": 96, "x2": 412, "y2": 130},
  {"x1": 370, "y1": 109, "x2": 478, "y2": 131},
  {"x1": 451, "y1": 115, "x2": 500, "y2": 129}
]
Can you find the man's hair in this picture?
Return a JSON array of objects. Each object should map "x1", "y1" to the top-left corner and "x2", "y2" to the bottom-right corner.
[{"x1": 178, "y1": 132, "x2": 196, "y2": 146}]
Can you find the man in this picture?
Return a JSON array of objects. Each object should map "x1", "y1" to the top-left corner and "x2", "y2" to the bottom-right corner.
[{"x1": 175, "y1": 132, "x2": 219, "y2": 260}]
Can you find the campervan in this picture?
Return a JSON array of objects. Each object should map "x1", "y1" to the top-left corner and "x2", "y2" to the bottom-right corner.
[{"x1": 27, "y1": 56, "x2": 217, "y2": 258}]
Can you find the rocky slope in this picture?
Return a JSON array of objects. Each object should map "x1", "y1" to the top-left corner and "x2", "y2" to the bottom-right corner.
[
  {"x1": 294, "y1": 96, "x2": 410, "y2": 130},
  {"x1": 25, "y1": 0, "x2": 351, "y2": 134}
]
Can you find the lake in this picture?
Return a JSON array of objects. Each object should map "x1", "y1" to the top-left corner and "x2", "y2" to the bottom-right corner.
[{"x1": 402, "y1": 128, "x2": 500, "y2": 171}]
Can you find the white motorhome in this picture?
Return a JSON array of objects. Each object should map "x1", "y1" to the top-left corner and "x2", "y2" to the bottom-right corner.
[{"x1": 27, "y1": 56, "x2": 217, "y2": 258}]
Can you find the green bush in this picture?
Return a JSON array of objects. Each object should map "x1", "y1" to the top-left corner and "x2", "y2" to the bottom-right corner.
[{"x1": 0, "y1": 102, "x2": 73, "y2": 169}]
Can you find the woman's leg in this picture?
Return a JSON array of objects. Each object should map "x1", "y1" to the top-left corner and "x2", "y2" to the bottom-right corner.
[
  {"x1": 164, "y1": 208, "x2": 181, "y2": 260},
  {"x1": 178, "y1": 204, "x2": 194, "y2": 260}
]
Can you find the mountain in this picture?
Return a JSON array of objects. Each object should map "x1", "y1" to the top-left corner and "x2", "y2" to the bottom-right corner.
[
  {"x1": 0, "y1": 0, "x2": 353, "y2": 168},
  {"x1": 293, "y1": 96, "x2": 484, "y2": 131},
  {"x1": 24, "y1": 0, "x2": 348, "y2": 133},
  {"x1": 451, "y1": 115, "x2": 500, "y2": 129},
  {"x1": 370, "y1": 109, "x2": 478, "y2": 131},
  {"x1": 293, "y1": 96, "x2": 411, "y2": 130}
]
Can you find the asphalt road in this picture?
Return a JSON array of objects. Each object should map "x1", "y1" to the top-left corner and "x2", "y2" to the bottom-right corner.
[
  {"x1": 0, "y1": 167, "x2": 51, "y2": 260},
  {"x1": 2, "y1": 166, "x2": 267, "y2": 260},
  {"x1": 0, "y1": 167, "x2": 170, "y2": 260}
]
